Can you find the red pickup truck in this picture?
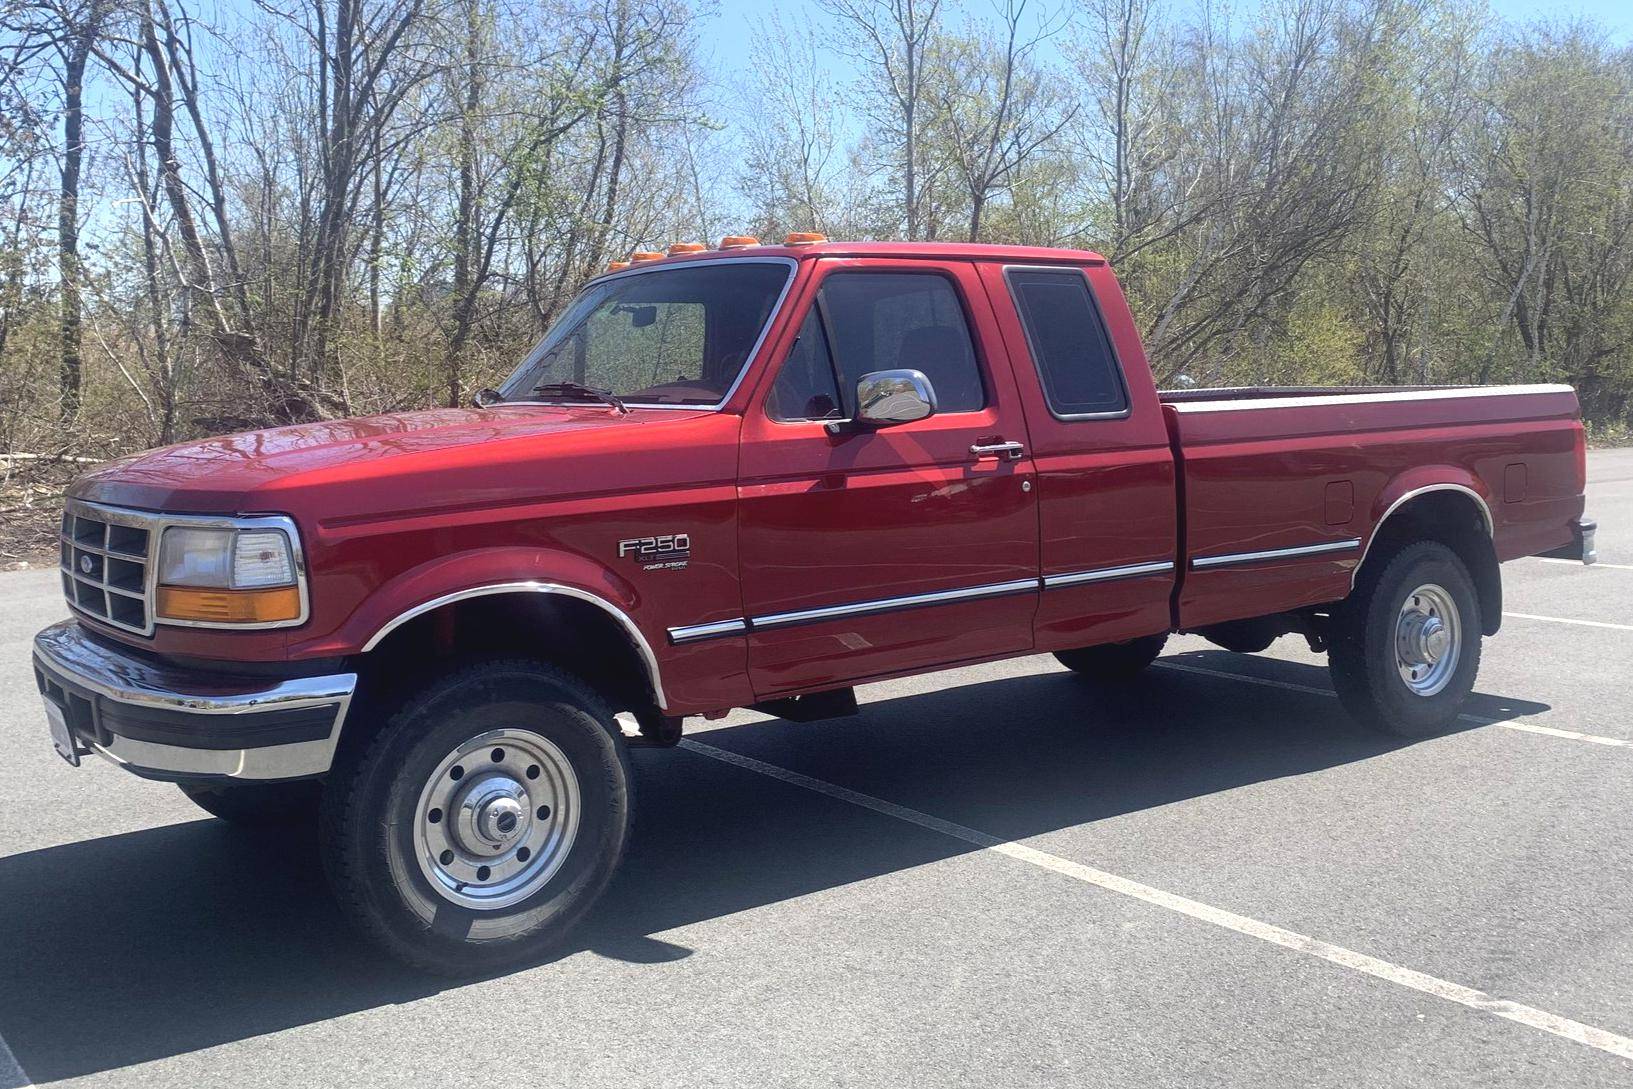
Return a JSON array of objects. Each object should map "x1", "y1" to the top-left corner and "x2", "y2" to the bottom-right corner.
[{"x1": 33, "y1": 238, "x2": 1595, "y2": 973}]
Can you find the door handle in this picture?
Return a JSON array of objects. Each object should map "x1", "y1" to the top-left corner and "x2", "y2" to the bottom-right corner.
[{"x1": 970, "y1": 441, "x2": 1025, "y2": 461}]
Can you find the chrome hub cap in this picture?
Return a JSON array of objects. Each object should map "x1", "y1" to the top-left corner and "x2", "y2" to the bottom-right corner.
[
  {"x1": 1395, "y1": 583, "x2": 1461, "y2": 697},
  {"x1": 413, "y1": 729, "x2": 581, "y2": 910}
]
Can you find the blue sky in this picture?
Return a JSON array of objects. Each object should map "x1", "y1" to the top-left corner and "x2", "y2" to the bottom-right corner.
[
  {"x1": 1486, "y1": 0, "x2": 1633, "y2": 35},
  {"x1": 703, "y1": 0, "x2": 1633, "y2": 53}
]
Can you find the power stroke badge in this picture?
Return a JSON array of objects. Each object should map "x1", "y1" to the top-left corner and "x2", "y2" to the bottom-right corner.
[{"x1": 618, "y1": 533, "x2": 691, "y2": 571}]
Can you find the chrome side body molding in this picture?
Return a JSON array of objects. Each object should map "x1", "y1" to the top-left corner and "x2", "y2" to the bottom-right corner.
[
  {"x1": 669, "y1": 561, "x2": 1179, "y2": 644},
  {"x1": 667, "y1": 533, "x2": 1377, "y2": 645},
  {"x1": 668, "y1": 618, "x2": 750, "y2": 644},
  {"x1": 1041, "y1": 561, "x2": 1175, "y2": 589},
  {"x1": 754, "y1": 578, "x2": 1039, "y2": 631},
  {"x1": 1190, "y1": 538, "x2": 1362, "y2": 570}
]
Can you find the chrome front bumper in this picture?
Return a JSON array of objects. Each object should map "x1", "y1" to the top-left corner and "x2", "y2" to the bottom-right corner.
[{"x1": 31, "y1": 620, "x2": 356, "y2": 781}]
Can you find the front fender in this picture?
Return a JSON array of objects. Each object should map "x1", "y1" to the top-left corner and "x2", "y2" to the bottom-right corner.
[{"x1": 295, "y1": 545, "x2": 646, "y2": 659}]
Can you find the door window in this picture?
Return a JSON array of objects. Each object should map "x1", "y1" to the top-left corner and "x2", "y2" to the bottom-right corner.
[
  {"x1": 768, "y1": 272, "x2": 986, "y2": 420},
  {"x1": 767, "y1": 307, "x2": 843, "y2": 421}
]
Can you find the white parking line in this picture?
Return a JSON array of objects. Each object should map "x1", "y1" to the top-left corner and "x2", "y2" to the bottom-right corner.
[
  {"x1": 0, "y1": 1032, "x2": 30, "y2": 1089},
  {"x1": 1152, "y1": 660, "x2": 1632, "y2": 748},
  {"x1": 681, "y1": 739, "x2": 1633, "y2": 1064},
  {"x1": 1503, "y1": 611, "x2": 1633, "y2": 632},
  {"x1": 1534, "y1": 558, "x2": 1633, "y2": 571}
]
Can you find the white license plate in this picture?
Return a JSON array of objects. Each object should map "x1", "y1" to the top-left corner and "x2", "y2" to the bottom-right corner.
[{"x1": 44, "y1": 699, "x2": 79, "y2": 767}]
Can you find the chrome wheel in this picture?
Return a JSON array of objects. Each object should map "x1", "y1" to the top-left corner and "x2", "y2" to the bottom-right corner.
[
  {"x1": 412, "y1": 728, "x2": 581, "y2": 910},
  {"x1": 1394, "y1": 583, "x2": 1461, "y2": 697}
]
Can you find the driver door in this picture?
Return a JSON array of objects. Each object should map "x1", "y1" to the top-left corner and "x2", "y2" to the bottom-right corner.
[{"x1": 736, "y1": 259, "x2": 1040, "y2": 696}]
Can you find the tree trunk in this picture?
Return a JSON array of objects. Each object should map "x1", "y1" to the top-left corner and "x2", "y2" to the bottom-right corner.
[
  {"x1": 57, "y1": 12, "x2": 103, "y2": 423},
  {"x1": 444, "y1": 0, "x2": 482, "y2": 407}
]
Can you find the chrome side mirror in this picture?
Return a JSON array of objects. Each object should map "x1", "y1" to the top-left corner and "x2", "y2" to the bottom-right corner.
[{"x1": 854, "y1": 369, "x2": 937, "y2": 426}]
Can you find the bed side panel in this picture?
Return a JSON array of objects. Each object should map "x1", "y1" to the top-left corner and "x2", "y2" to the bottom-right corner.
[{"x1": 1170, "y1": 386, "x2": 1582, "y2": 630}]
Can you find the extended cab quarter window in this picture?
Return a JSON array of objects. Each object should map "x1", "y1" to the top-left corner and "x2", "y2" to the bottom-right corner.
[
  {"x1": 768, "y1": 271, "x2": 986, "y2": 420},
  {"x1": 1006, "y1": 268, "x2": 1129, "y2": 418}
]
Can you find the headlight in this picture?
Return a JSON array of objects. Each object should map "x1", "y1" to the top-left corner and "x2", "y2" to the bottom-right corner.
[{"x1": 156, "y1": 526, "x2": 301, "y2": 624}]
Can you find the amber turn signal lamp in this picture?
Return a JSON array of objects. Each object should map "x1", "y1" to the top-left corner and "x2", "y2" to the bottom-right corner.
[
  {"x1": 720, "y1": 235, "x2": 759, "y2": 248},
  {"x1": 784, "y1": 231, "x2": 827, "y2": 245},
  {"x1": 605, "y1": 260, "x2": 630, "y2": 272},
  {"x1": 629, "y1": 251, "x2": 663, "y2": 263},
  {"x1": 667, "y1": 241, "x2": 706, "y2": 254},
  {"x1": 156, "y1": 585, "x2": 302, "y2": 624}
]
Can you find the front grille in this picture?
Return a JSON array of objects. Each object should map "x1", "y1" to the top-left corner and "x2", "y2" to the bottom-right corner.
[{"x1": 60, "y1": 501, "x2": 156, "y2": 635}]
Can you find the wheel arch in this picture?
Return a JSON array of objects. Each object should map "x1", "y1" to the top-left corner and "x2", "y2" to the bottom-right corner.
[
  {"x1": 364, "y1": 583, "x2": 663, "y2": 702},
  {"x1": 1352, "y1": 481, "x2": 1501, "y2": 635},
  {"x1": 345, "y1": 583, "x2": 665, "y2": 758}
]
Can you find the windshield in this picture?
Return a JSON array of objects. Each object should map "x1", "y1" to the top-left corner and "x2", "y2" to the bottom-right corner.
[{"x1": 497, "y1": 260, "x2": 793, "y2": 407}]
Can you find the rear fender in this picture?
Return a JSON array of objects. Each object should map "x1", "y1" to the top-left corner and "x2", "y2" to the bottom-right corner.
[{"x1": 1355, "y1": 470, "x2": 1500, "y2": 635}]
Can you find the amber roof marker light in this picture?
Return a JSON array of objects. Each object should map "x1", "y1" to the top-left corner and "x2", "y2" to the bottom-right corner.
[
  {"x1": 719, "y1": 235, "x2": 759, "y2": 249},
  {"x1": 784, "y1": 232, "x2": 827, "y2": 245},
  {"x1": 605, "y1": 260, "x2": 630, "y2": 273},
  {"x1": 667, "y1": 241, "x2": 707, "y2": 255},
  {"x1": 628, "y1": 251, "x2": 663, "y2": 263}
]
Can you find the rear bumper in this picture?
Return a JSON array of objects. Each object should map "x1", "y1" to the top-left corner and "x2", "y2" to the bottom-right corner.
[
  {"x1": 31, "y1": 620, "x2": 356, "y2": 782},
  {"x1": 1540, "y1": 517, "x2": 1597, "y2": 565}
]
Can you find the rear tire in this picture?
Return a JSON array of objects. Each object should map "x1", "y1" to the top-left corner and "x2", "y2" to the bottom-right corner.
[
  {"x1": 1054, "y1": 633, "x2": 1168, "y2": 682},
  {"x1": 320, "y1": 658, "x2": 632, "y2": 976},
  {"x1": 179, "y1": 779, "x2": 320, "y2": 827},
  {"x1": 1330, "y1": 541, "x2": 1482, "y2": 737}
]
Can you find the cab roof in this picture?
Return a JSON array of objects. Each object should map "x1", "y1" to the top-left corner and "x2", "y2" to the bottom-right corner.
[{"x1": 593, "y1": 240, "x2": 1107, "y2": 279}]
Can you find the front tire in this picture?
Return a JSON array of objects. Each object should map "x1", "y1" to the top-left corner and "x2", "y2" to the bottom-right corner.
[
  {"x1": 320, "y1": 659, "x2": 632, "y2": 975},
  {"x1": 1054, "y1": 633, "x2": 1168, "y2": 682},
  {"x1": 1330, "y1": 541, "x2": 1482, "y2": 737}
]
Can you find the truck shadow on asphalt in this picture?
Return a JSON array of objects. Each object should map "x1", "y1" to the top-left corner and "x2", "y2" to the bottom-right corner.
[{"x1": 0, "y1": 651, "x2": 1549, "y2": 1083}]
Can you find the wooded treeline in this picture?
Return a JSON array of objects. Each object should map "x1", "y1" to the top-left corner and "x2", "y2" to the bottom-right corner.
[{"x1": 2, "y1": 0, "x2": 1631, "y2": 462}]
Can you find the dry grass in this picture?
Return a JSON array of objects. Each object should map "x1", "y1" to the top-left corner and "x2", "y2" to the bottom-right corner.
[{"x1": 0, "y1": 458, "x2": 78, "y2": 567}]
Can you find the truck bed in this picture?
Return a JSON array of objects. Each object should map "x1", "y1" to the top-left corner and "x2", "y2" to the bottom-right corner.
[{"x1": 1161, "y1": 383, "x2": 1586, "y2": 631}]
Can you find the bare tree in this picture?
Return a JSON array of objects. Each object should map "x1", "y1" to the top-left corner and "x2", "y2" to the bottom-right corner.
[
  {"x1": 2, "y1": 0, "x2": 113, "y2": 421},
  {"x1": 1456, "y1": 25, "x2": 1633, "y2": 417},
  {"x1": 739, "y1": 12, "x2": 859, "y2": 238},
  {"x1": 821, "y1": 0, "x2": 946, "y2": 239},
  {"x1": 930, "y1": 0, "x2": 1074, "y2": 242}
]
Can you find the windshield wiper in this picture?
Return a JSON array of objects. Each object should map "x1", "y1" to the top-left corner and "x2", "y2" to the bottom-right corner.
[{"x1": 529, "y1": 381, "x2": 628, "y2": 414}]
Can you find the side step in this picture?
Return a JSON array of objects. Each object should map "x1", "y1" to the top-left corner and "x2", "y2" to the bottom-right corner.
[{"x1": 751, "y1": 687, "x2": 859, "y2": 723}]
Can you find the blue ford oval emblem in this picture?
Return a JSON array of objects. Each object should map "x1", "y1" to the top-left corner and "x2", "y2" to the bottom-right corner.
[{"x1": 79, "y1": 555, "x2": 94, "y2": 574}]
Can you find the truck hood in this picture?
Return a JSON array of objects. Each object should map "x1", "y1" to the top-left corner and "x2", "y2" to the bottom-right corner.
[{"x1": 69, "y1": 405, "x2": 711, "y2": 514}]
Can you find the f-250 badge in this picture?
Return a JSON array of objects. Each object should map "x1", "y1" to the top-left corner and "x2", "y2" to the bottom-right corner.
[{"x1": 618, "y1": 533, "x2": 690, "y2": 571}]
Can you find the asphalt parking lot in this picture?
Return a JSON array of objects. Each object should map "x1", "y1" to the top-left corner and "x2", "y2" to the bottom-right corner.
[{"x1": 1, "y1": 449, "x2": 1630, "y2": 1088}]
